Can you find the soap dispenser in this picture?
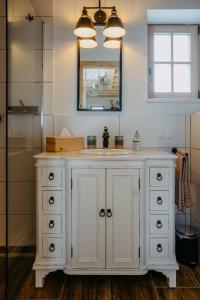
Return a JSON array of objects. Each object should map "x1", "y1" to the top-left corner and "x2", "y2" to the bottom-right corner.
[{"x1": 133, "y1": 130, "x2": 141, "y2": 151}]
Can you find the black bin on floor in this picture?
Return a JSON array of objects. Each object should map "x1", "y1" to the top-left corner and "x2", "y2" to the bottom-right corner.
[{"x1": 176, "y1": 225, "x2": 199, "y2": 267}]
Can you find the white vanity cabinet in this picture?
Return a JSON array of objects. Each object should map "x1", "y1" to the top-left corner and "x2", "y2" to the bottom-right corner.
[
  {"x1": 106, "y1": 169, "x2": 140, "y2": 269},
  {"x1": 33, "y1": 152, "x2": 178, "y2": 288},
  {"x1": 71, "y1": 168, "x2": 140, "y2": 270},
  {"x1": 71, "y1": 168, "x2": 106, "y2": 269}
]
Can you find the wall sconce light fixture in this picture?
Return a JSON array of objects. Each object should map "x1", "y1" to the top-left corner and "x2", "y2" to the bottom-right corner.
[{"x1": 74, "y1": 0, "x2": 126, "y2": 48}]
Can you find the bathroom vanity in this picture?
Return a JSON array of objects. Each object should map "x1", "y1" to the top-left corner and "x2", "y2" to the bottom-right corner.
[{"x1": 33, "y1": 150, "x2": 179, "y2": 288}]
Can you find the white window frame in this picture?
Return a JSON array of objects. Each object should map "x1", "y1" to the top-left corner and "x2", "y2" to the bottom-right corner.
[{"x1": 148, "y1": 25, "x2": 199, "y2": 101}]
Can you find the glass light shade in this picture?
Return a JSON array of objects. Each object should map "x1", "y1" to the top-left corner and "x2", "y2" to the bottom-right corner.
[
  {"x1": 74, "y1": 9, "x2": 96, "y2": 38},
  {"x1": 103, "y1": 27, "x2": 125, "y2": 38},
  {"x1": 103, "y1": 37, "x2": 121, "y2": 48},
  {"x1": 74, "y1": 26, "x2": 96, "y2": 38},
  {"x1": 103, "y1": 8, "x2": 126, "y2": 38},
  {"x1": 79, "y1": 37, "x2": 97, "y2": 48}
]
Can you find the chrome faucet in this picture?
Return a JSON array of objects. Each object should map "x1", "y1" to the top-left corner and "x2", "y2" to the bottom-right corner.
[{"x1": 102, "y1": 126, "x2": 110, "y2": 148}]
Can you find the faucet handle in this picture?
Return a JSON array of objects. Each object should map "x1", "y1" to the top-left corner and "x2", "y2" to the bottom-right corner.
[{"x1": 19, "y1": 99, "x2": 25, "y2": 107}]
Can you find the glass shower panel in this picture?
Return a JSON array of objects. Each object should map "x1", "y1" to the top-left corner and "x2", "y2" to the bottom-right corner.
[
  {"x1": 0, "y1": 0, "x2": 6, "y2": 299},
  {"x1": 7, "y1": 0, "x2": 43, "y2": 298}
]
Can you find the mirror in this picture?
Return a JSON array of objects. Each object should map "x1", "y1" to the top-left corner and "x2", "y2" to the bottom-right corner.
[{"x1": 77, "y1": 26, "x2": 122, "y2": 111}]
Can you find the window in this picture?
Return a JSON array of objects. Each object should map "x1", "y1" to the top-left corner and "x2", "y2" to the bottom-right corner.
[{"x1": 148, "y1": 25, "x2": 199, "y2": 99}]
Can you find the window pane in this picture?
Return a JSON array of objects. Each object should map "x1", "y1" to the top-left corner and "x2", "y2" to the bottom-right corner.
[
  {"x1": 154, "y1": 64, "x2": 171, "y2": 93},
  {"x1": 173, "y1": 34, "x2": 191, "y2": 62},
  {"x1": 173, "y1": 64, "x2": 191, "y2": 93},
  {"x1": 154, "y1": 34, "x2": 171, "y2": 62}
]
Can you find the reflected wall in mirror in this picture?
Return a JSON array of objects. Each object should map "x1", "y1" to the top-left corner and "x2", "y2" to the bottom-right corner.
[{"x1": 78, "y1": 27, "x2": 122, "y2": 111}]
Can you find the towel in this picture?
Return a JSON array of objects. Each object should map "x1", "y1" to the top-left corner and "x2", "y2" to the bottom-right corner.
[{"x1": 175, "y1": 152, "x2": 192, "y2": 213}]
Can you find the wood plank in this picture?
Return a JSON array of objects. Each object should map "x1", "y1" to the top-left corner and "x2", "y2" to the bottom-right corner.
[
  {"x1": 109, "y1": 276, "x2": 136, "y2": 300},
  {"x1": 157, "y1": 288, "x2": 200, "y2": 300},
  {"x1": 151, "y1": 264, "x2": 199, "y2": 288},
  {"x1": 7, "y1": 257, "x2": 34, "y2": 300},
  {"x1": 132, "y1": 274, "x2": 159, "y2": 300},
  {"x1": 179, "y1": 288, "x2": 200, "y2": 300},
  {"x1": 156, "y1": 288, "x2": 182, "y2": 300},
  {"x1": 16, "y1": 270, "x2": 65, "y2": 299},
  {"x1": 61, "y1": 275, "x2": 109, "y2": 300},
  {"x1": 191, "y1": 265, "x2": 200, "y2": 286},
  {"x1": 110, "y1": 274, "x2": 158, "y2": 300},
  {"x1": 0, "y1": 258, "x2": 6, "y2": 300}
]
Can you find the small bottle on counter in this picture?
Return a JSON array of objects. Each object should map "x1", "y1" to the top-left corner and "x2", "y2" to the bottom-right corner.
[
  {"x1": 115, "y1": 136, "x2": 123, "y2": 149},
  {"x1": 133, "y1": 131, "x2": 141, "y2": 151},
  {"x1": 87, "y1": 136, "x2": 96, "y2": 149}
]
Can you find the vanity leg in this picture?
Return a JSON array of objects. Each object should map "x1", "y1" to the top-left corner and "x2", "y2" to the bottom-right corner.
[
  {"x1": 168, "y1": 271, "x2": 176, "y2": 288},
  {"x1": 163, "y1": 270, "x2": 176, "y2": 288},
  {"x1": 35, "y1": 270, "x2": 45, "y2": 288}
]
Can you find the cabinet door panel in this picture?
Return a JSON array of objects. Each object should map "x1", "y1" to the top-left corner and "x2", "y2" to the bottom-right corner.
[
  {"x1": 72, "y1": 168, "x2": 105, "y2": 269},
  {"x1": 106, "y1": 169, "x2": 140, "y2": 269}
]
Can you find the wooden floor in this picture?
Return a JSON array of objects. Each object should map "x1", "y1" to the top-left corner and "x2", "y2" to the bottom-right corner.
[{"x1": 13, "y1": 263, "x2": 200, "y2": 300}]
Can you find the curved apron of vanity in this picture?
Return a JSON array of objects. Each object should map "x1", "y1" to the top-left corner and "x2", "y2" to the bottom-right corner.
[{"x1": 33, "y1": 150, "x2": 179, "y2": 288}]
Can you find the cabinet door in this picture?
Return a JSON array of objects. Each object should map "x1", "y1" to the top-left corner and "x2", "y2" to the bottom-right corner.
[
  {"x1": 72, "y1": 168, "x2": 105, "y2": 269},
  {"x1": 106, "y1": 169, "x2": 140, "y2": 269}
]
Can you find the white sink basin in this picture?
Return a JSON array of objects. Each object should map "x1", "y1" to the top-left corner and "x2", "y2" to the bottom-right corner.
[{"x1": 80, "y1": 149, "x2": 134, "y2": 156}]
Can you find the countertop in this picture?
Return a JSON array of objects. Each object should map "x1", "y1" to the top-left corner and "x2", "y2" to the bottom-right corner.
[{"x1": 34, "y1": 149, "x2": 177, "y2": 161}]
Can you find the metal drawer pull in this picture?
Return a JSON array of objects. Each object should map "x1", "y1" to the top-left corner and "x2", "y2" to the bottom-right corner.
[
  {"x1": 106, "y1": 209, "x2": 112, "y2": 217},
  {"x1": 48, "y1": 172, "x2": 54, "y2": 180},
  {"x1": 49, "y1": 243, "x2": 55, "y2": 252},
  {"x1": 157, "y1": 173, "x2": 162, "y2": 181},
  {"x1": 157, "y1": 244, "x2": 163, "y2": 253},
  {"x1": 157, "y1": 197, "x2": 163, "y2": 205},
  {"x1": 156, "y1": 220, "x2": 162, "y2": 229},
  {"x1": 99, "y1": 208, "x2": 105, "y2": 217},
  {"x1": 49, "y1": 196, "x2": 55, "y2": 205},
  {"x1": 49, "y1": 220, "x2": 55, "y2": 228}
]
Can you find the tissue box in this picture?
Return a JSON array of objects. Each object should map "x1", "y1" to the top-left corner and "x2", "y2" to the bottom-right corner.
[{"x1": 46, "y1": 136, "x2": 84, "y2": 152}]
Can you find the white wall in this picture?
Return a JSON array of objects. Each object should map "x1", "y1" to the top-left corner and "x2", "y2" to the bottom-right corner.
[{"x1": 50, "y1": 0, "x2": 200, "y2": 151}]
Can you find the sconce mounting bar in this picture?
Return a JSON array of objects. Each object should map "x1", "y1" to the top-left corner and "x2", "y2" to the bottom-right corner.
[{"x1": 85, "y1": 0, "x2": 114, "y2": 10}]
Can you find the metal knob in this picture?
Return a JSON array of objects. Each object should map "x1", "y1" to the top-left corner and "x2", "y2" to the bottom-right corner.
[
  {"x1": 48, "y1": 172, "x2": 54, "y2": 180},
  {"x1": 106, "y1": 209, "x2": 112, "y2": 217},
  {"x1": 157, "y1": 197, "x2": 163, "y2": 205},
  {"x1": 157, "y1": 244, "x2": 162, "y2": 253},
  {"x1": 49, "y1": 243, "x2": 55, "y2": 252},
  {"x1": 49, "y1": 196, "x2": 55, "y2": 205},
  {"x1": 157, "y1": 173, "x2": 162, "y2": 181},
  {"x1": 99, "y1": 208, "x2": 105, "y2": 217},
  {"x1": 156, "y1": 220, "x2": 162, "y2": 229},
  {"x1": 49, "y1": 220, "x2": 55, "y2": 229}
]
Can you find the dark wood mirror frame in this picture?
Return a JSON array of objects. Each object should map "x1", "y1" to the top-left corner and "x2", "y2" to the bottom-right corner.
[{"x1": 77, "y1": 38, "x2": 122, "y2": 111}]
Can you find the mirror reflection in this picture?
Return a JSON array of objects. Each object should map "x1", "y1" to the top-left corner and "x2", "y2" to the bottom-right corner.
[{"x1": 78, "y1": 27, "x2": 122, "y2": 111}]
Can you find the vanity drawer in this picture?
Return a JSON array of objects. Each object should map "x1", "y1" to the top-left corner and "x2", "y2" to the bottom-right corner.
[
  {"x1": 42, "y1": 191, "x2": 62, "y2": 212},
  {"x1": 42, "y1": 237, "x2": 63, "y2": 258},
  {"x1": 149, "y1": 168, "x2": 169, "y2": 187},
  {"x1": 149, "y1": 191, "x2": 169, "y2": 211},
  {"x1": 42, "y1": 214, "x2": 62, "y2": 234},
  {"x1": 149, "y1": 238, "x2": 169, "y2": 259},
  {"x1": 149, "y1": 215, "x2": 169, "y2": 234},
  {"x1": 41, "y1": 167, "x2": 62, "y2": 187}
]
